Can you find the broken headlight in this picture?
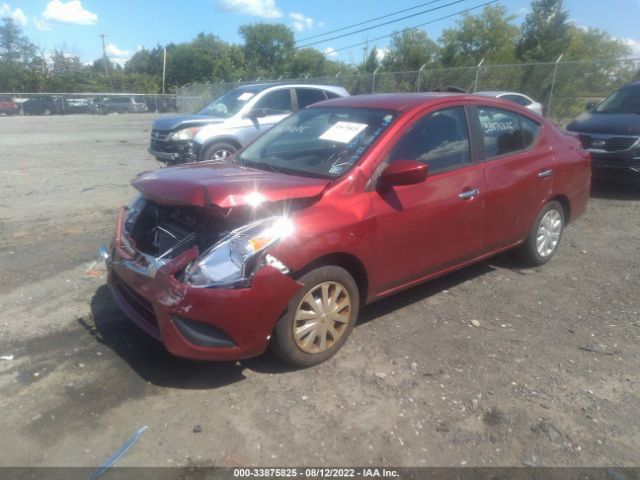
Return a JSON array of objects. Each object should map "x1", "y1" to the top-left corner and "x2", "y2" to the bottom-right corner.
[{"x1": 184, "y1": 216, "x2": 293, "y2": 288}]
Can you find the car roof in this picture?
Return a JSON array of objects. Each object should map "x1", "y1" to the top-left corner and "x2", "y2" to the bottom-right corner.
[
  {"x1": 476, "y1": 91, "x2": 526, "y2": 97},
  {"x1": 237, "y1": 82, "x2": 347, "y2": 92},
  {"x1": 309, "y1": 92, "x2": 476, "y2": 112}
]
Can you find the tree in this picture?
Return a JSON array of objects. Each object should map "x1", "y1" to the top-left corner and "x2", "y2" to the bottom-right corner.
[
  {"x1": 362, "y1": 46, "x2": 379, "y2": 73},
  {"x1": 565, "y1": 26, "x2": 630, "y2": 61},
  {"x1": 440, "y1": 5, "x2": 519, "y2": 67},
  {"x1": 288, "y1": 48, "x2": 327, "y2": 77},
  {"x1": 239, "y1": 23, "x2": 294, "y2": 78},
  {"x1": 383, "y1": 30, "x2": 439, "y2": 71},
  {"x1": 516, "y1": 0, "x2": 570, "y2": 63}
]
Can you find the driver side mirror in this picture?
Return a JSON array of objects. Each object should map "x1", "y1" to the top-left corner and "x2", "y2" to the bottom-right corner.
[
  {"x1": 378, "y1": 160, "x2": 429, "y2": 187},
  {"x1": 585, "y1": 102, "x2": 596, "y2": 111}
]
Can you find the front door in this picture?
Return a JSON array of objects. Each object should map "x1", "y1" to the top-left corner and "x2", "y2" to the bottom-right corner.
[{"x1": 371, "y1": 106, "x2": 485, "y2": 294}]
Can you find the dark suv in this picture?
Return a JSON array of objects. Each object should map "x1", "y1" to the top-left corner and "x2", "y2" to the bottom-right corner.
[{"x1": 566, "y1": 82, "x2": 640, "y2": 183}]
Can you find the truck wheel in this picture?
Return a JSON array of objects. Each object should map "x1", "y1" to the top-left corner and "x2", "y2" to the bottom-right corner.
[{"x1": 200, "y1": 142, "x2": 237, "y2": 162}]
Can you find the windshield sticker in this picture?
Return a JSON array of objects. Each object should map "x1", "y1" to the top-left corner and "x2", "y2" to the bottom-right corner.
[
  {"x1": 237, "y1": 92, "x2": 255, "y2": 101},
  {"x1": 320, "y1": 121, "x2": 368, "y2": 144}
]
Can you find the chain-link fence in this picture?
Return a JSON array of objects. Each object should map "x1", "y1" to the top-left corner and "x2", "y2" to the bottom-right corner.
[
  {"x1": 0, "y1": 93, "x2": 176, "y2": 115},
  {"x1": 177, "y1": 58, "x2": 640, "y2": 125}
]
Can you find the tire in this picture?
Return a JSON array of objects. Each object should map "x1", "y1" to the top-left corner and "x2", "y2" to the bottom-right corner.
[
  {"x1": 200, "y1": 142, "x2": 238, "y2": 162},
  {"x1": 270, "y1": 266, "x2": 360, "y2": 368},
  {"x1": 519, "y1": 200, "x2": 565, "y2": 266}
]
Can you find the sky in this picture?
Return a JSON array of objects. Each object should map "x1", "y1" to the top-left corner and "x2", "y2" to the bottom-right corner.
[{"x1": 1, "y1": 0, "x2": 640, "y2": 67}]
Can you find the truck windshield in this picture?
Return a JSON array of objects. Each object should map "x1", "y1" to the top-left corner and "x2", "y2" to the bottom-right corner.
[
  {"x1": 594, "y1": 86, "x2": 640, "y2": 114},
  {"x1": 238, "y1": 107, "x2": 396, "y2": 179}
]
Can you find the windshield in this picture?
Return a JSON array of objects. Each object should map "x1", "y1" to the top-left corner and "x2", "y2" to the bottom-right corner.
[
  {"x1": 594, "y1": 86, "x2": 640, "y2": 114},
  {"x1": 238, "y1": 107, "x2": 396, "y2": 179},
  {"x1": 198, "y1": 87, "x2": 261, "y2": 117}
]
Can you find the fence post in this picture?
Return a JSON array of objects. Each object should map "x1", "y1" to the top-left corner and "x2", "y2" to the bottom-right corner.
[
  {"x1": 473, "y1": 58, "x2": 484, "y2": 92},
  {"x1": 372, "y1": 66, "x2": 381, "y2": 93},
  {"x1": 547, "y1": 54, "x2": 564, "y2": 118},
  {"x1": 417, "y1": 64, "x2": 427, "y2": 92}
]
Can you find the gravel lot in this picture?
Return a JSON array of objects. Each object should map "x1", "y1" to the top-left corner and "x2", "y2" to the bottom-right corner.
[{"x1": 0, "y1": 113, "x2": 639, "y2": 468}]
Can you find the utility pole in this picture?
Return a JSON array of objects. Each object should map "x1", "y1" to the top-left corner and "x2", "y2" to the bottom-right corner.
[
  {"x1": 100, "y1": 33, "x2": 114, "y2": 91},
  {"x1": 162, "y1": 47, "x2": 167, "y2": 94}
]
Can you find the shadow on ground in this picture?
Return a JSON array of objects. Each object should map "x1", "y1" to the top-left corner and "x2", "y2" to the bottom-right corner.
[
  {"x1": 591, "y1": 176, "x2": 640, "y2": 200},
  {"x1": 84, "y1": 258, "x2": 499, "y2": 390}
]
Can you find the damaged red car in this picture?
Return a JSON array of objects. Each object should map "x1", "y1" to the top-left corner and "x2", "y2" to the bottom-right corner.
[{"x1": 101, "y1": 93, "x2": 591, "y2": 367}]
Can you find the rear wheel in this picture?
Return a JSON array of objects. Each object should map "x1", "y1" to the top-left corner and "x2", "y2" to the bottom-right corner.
[
  {"x1": 200, "y1": 142, "x2": 237, "y2": 162},
  {"x1": 270, "y1": 266, "x2": 359, "y2": 368},
  {"x1": 519, "y1": 200, "x2": 564, "y2": 266}
]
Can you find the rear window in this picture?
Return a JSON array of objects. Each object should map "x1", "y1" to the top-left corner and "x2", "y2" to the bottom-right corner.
[{"x1": 478, "y1": 107, "x2": 541, "y2": 158}]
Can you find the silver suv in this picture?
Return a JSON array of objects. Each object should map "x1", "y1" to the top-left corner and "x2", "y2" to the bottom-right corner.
[{"x1": 149, "y1": 83, "x2": 349, "y2": 164}]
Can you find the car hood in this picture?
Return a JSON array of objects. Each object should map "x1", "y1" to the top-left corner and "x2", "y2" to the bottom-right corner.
[
  {"x1": 132, "y1": 162, "x2": 330, "y2": 208},
  {"x1": 152, "y1": 115, "x2": 226, "y2": 131},
  {"x1": 566, "y1": 112, "x2": 640, "y2": 136}
]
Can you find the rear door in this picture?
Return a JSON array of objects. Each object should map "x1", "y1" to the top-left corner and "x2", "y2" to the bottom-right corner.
[
  {"x1": 471, "y1": 105, "x2": 552, "y2": 251},
  {"x1": 371, "y1": 105, "x2": 486, "y2": 293}
]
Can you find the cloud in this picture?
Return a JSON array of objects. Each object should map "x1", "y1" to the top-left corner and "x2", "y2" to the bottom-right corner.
[
  {"x1": 216, "y1": 0, "x2": 282, "y2": 18},
  {"x1": 33, "y1": 17, "x2": 52, "y2": 31},
  {"x1": 0, "y1": 3, "x2": 28, "y2": 26},
  {"x1": 289, "y1": 12, "x2": 314, "y2": 32},
  {"x1": 43, "y1": 0, "x2": 98, "y2": 25},
  {"x1": 105, "y1": 42, "x2": 132, "y2": 65},
  {"x1": 323, "y1": 47, "x2": 337, "y2": 59}
]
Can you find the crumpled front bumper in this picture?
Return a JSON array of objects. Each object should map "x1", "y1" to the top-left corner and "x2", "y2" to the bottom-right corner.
[{"x1": 103, "y1": 207, "x2": 302, "y2": 361}]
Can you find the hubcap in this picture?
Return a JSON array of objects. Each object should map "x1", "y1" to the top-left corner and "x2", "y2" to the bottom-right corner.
[
  {"x1": 293, "y1": 281, "x2": 352, "y2": 354},
  {"x1": 536, "y1": 209, "x2": 562, "y2": 258},
  {"x1": 209, "y1": 148, "x2": 233, "y2": 161}
]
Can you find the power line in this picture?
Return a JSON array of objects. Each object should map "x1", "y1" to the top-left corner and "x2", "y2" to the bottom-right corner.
[
  {"x1": 296, "y1": 0, "x2": 468, "y2": 49},
  {"x1": 330, "y1": 0, "x2": 498, "y2": 53},
  {"x1": 296, "y1": 0, "x2": 451, "y2": 44}
]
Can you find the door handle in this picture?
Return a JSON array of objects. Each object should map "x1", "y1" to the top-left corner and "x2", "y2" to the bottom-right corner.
[
  {"x1": 538, "y1": 169, "x2": 553, "y2": 178},
  {"x1": 458, "y1": 188, "x2": 480, "y2": 200}
]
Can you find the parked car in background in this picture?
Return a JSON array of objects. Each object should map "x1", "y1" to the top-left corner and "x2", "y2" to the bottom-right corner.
[
  {"x1": 148, "y1": 83, "x2": 349, "y2": 164},
  {"x1": 566, "y1": 81, "x2": 640, "y2": 184},
  {"x1": 65, "y1": 97, "x2": 100, "y2": 114},
  {"x1": 0, "y1": 96, "x2": 18, "y2": 115},
  {"x1": 22, "y1": 95, "x2": 64, "y2": 115},
  {"x1": 102, "y1": 96, "x2": 148, "y2": 114},
  {"x1": 476, "y1": 91, "x2": 544, "y2": 116},
  {"x1": 103, "y1": 93, "x2": 590, "y2": 367}
]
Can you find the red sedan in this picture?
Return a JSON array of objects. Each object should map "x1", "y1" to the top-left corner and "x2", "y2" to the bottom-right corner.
[{"x1": 101, "y1": 93, "x2": 591, "y2": 367}]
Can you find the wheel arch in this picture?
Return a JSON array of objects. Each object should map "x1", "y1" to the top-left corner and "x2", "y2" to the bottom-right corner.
[
  {"x1": 293, "y1": 252, "x2": 369, "y2": 306},
  {"x1": 199, "y1": 136, "x2": 243, "y2": 159},
  {"x1": 549, "y1": 194, "x2": 571, "y2": 224}
]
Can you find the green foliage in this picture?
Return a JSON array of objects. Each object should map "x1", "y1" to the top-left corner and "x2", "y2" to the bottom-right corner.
[
  {"x1": 516, "y1": 0, "x2": 570, "y2": 62},
  {"x1": 440, "y1": 5, "x2": 519, "y2": 67},
  {"x1": 383, "y1": 30, "x2": 440, "y2": 71},
  {"x1": 239, "y1": 23, "x2": 294, "y2": 78}
]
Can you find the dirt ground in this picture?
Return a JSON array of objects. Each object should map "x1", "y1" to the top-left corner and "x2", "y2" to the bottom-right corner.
[{"x1": 0, "y1": 113, "x2": 639, "y2": 469}]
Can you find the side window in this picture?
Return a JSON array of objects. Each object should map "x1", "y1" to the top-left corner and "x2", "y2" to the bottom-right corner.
[
  {"x1": 325, "y1": 91, "x2": 341, "y2": 99},
  {"x1": 254, "y1": 89, "x2": 292, "y2": 115},
  {"x1": 520, "y1": 115, "x2": 541, "y2": 149},
  {"x1": 388, "y1": 107, "x2": 471, "y2": 174},
  {"x1": 478, "y1": 107, "x2": 540, "y2": 158},
  {"x1": 297, "y1": 88, "x2": 327, "y2": 108}
]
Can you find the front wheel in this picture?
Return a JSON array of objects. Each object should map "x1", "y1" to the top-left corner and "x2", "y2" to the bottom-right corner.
[
  {"x1": 270, "y1": 266, "x2": 360, "y2": 368},
  {"x1": 200, "y1": 142, "x2": 237, "y2": 162},
  {"x1": 519, "y1": 200, "x2": 565, "y2": 266}
]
